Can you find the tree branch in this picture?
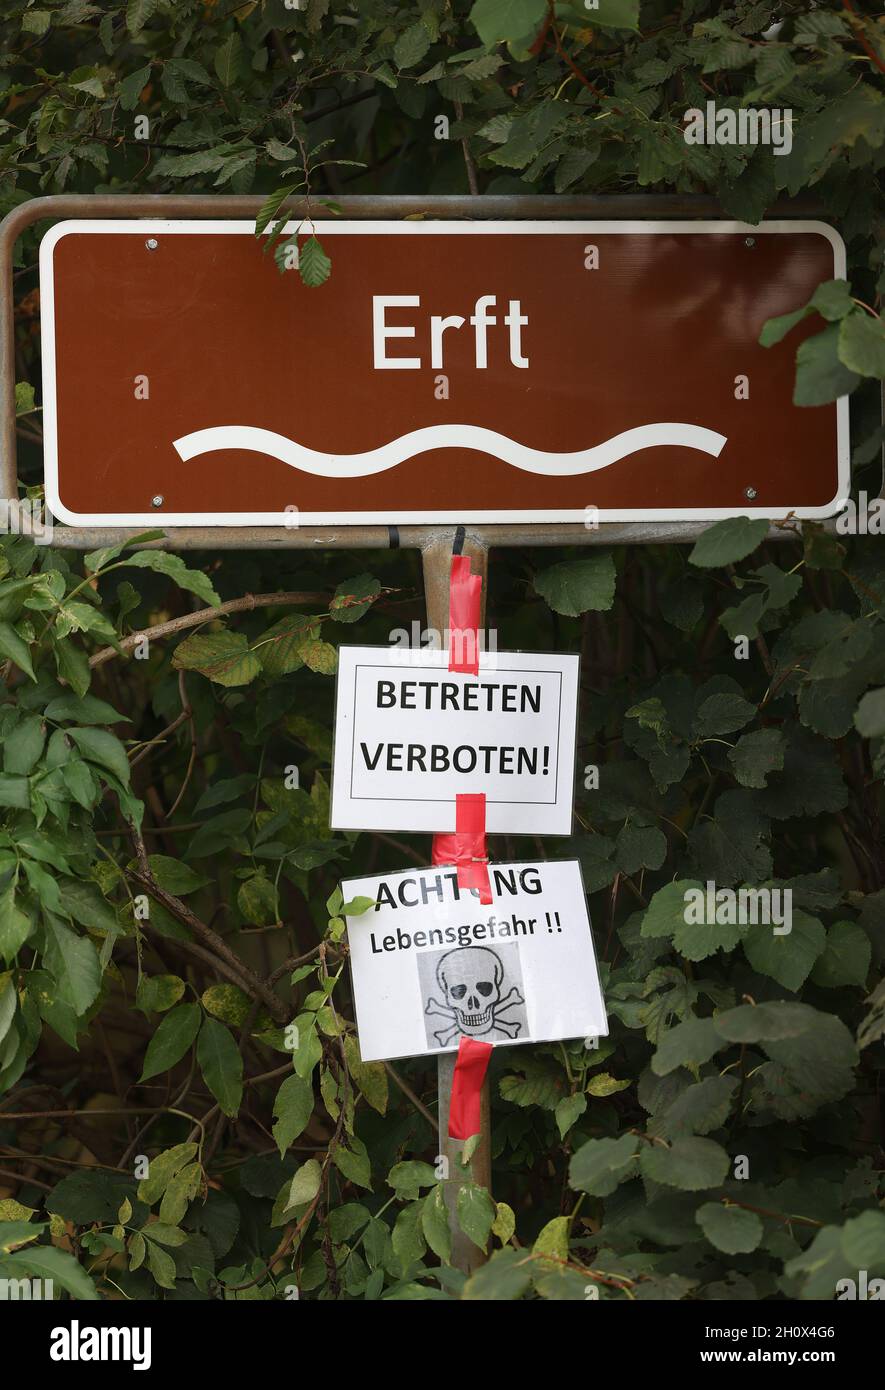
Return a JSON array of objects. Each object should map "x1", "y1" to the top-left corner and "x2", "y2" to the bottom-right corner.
[{"x1": 89, "y1": 590, "x2": 326, "y2": 670}]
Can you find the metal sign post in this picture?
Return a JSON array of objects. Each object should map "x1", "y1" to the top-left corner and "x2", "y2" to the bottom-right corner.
[{"x1": 422, "y1": 531, "x2": 491, "y2": 1274}]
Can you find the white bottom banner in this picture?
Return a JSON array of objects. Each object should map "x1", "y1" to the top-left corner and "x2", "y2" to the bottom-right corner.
[{"x1": 343, "y1": 859, "x2": 608, "y2": 1062}]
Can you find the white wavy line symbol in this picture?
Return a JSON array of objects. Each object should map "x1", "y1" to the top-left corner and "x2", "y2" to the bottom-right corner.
[{"x1": 172, "y1": 423, "x2": 728, "y2": 479}]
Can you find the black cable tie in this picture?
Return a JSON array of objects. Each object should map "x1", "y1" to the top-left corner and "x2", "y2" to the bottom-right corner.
[
  {"x1": 452, "y1": 525, "x2": 466, "y2": 556},
  {"x1": 387, "y1": 524, "x2": 400, "y2": 550}
]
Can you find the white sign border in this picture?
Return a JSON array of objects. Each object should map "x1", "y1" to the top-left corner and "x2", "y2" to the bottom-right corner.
[{"x1": 40, "y1": 218, "x2": 849, "y2": 527}]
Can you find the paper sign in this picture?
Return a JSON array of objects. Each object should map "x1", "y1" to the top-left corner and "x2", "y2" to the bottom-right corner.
[
  {"x1": 344, "y1": 860, "x2": 608, "y2": 1062},
  {"x1": 330, "y1": 646, "x2": 580, "y2": 835}
]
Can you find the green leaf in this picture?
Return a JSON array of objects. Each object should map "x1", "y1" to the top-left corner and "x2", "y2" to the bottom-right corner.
[
  {"x1": 237, "y1": 871, "x2": 277, "y2": 927},
  {"x1": 391, "y1": 1201, "x2": 426, "y2": 1274},
  {"x1": 127, "y1": 0, "x2": 159, "y2": 34},
  {"x1": 328, "y1": 1203, "x2": 370, "y2": 1243},
  {"x1": 695, "y1": 693, "x2": 756, "y2": 738},
  {"x1": 794, "y1": 324, "x2": 860, "y2": 406},
  {"x1": 688, "y1": 789, "x2": 772, "y2": 886},
  {"x1": 197, "y1": 1017, "x2": 243, "y2": 1117},
  {"x1": 492, "y1": 1200, "x2": 516, "y2": 1245},
  {"x1": 299, "y1": 638, "x2": 337, "y2": 674},
  {"x1": 0, "y1": 885, "x2": 32, "y2": 963},
  {"x1": 585, "y1": 2, "x2": 641, "y2": 33},
  {"x1": 640, "y1": 1136, "x2": 730, "y2": 1190},
  {"x1": 299, "y1": 237, "x2": 332, "y2": 288},
  {"x1": 119, "y1": 550, "x2": 221, "y2": 607},
  {"x1": 67, "y1": 727, "x2": 130, "y2": 785},
  {"x1": 285, "y1": 1158, "x2": 322, "y2": 1210},
  {"x1": 760, "y1": 307, "x2": 814, "y2": 348},
  {"x1": 21, "y1": 10, "x2": 51, "y2": 38},
  {"x1": 146, "y1": 1238, "x2": 177, "y2": 1289},
  {"x1": 554, "y1": 1092, "x2": 586, "y2": 1138},
  {"x1": 728, "y1": 728, "x2": 785, "y2": 788},
  {"x1": 785, "y1": 1211, "x2": 885, "y2": 1299},
  {"x1": 421, "y1": 1185, "x2": 451, "y2": 1262},
  {"x1": 718, "y1": 1002, "x2": 858, "y2": 1109},
  {"x1": 470, "y1": 0, "x2": 547, "y2": 47},
  {"x1": 586, "y1": 1072, "x2": 630, "y2": 1097},
  {"x1": 394, "y1": 21, "x2": 432, "y2": 69},
  {"x1": 329, "y1": 574, "x2": 381, "y2": 624},
  {"x1": 641, "y1": 880, "x2": 702, "y2": 940},
  {"x1": 650, "y1": 1075, "x2": 738, "y2": 1140},
  {"x1": 457, "y1": 1184, "x2": 496, "y2": 1252},
  {"x1": 615, "y1": 825, "x2": 667, "y2": 874},
  {"x1": 272, "y1": 1072, "x2": 314, "y2": 1156},
  {"x1": 0, "y1": 973, "x2": 15, "y2": 1048},
  {"x1": 689, "y1": 517, "x2": 769, "y2": 569},
  {"x1": 743, "y1": 910, "x2": 826, "y2": 992},
  {"x1": 4, "y1": 714, "x2": 44, "y2": 775},
  {"x1": 532, "y1": 1214, "x2": 569, "y2": 1274},
  {"x1": 45, "y1": 694, "x2": 126, "y2": 724},
  {"x1": 148, "y1": 855, "x2": 210, "y2": 896},
  {"x1": 0, "y1": 622, "x2": 35, "y2": 680},
  {"x1": 119, "y1": 63, "x2": 151, "y2": 111},
  {"x1": 838, "y1": 310, "x2": 885, "y2": 378},
  {"x1": 811, "y1": 279, "x2": 855, "y2": 322},
  {"x1": 43, "y1": 918, "x2": 102, "y2": 1015},
  {"x1": 810, "y1": 920, "x2": 871, "y2": 988},
  {"x1": 136, "y1": 974, "x2": 185, "y2": 1015},
  {"x1": 201, "y1": 983, "x2": 255, "y2": 1028},
  {"x1": 343, "y1": 1034, "x2": 387, "y2": 1114},
  {"x1": 387, "y1": 1160, "x2": 438, "y2": 1201},
  {"x1": 715, "y1": 1000, "x2": 814, "y2": 1044},
  {"x1": 463, "y1": 1246, "x2": 533, "y2": 1300},
  {"x1": 332, "y1": 1136, "x2": 372, "y2": 1189},
  {"x1": 173, "y1": 632, "x2": 261, "y2": 687},
  {"x1": 137, "y1": 1142, "x2": 198, "y2": 1205},
  {"x1": 139, "y1": 1003, "x2": 202, "y2": 1082},
  {"x1": 0, "y1": 1219, "x2": 43, "y2": 1252},
  {"x1": 569, "y1": 1134, "x2": 640, "y2": 1196},
  {"x1": 256, "y1": 613, "x2": 314, "y2": 677},
  {"x1": 651, "y1": 1016, "x2": 722, "y2": 1077},
  {"x1": 214, "y1": 33, "x2": 245, "y2": 87},
  {"x1": 855, "y1": 688, "x2": 885, "y2": 737},
  {"x1": 53, "y1": 638, "x2": 91, "y2": 697},
  {"x1": 759, "y1": 280, "x2": 853, "y2": 347},
  {"x1": 0, "y1": 1243, "x2": 98, "y2": 1299},
  {"x1": 48, "y1": 1170, "x2": 139, "y2": 1226},
  {"x1": 533, "y1": 554, "x2": 616, "y2": 616},
  {"x1": 0, "y1": 775, "x2": 30, "y2": 810},
  {"x1": 697, "y1": 1202, "x2": 762, "y2": 1254}
]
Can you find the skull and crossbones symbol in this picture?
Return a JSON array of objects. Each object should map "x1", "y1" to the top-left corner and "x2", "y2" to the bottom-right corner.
[{"x1": 425, "y1": 946, "x2": 524, "y2": 1048}]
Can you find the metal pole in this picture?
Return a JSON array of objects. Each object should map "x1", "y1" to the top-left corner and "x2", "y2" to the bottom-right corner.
[{"x1": 421, "y1": 530, "x2": 492, "y2": 1276}]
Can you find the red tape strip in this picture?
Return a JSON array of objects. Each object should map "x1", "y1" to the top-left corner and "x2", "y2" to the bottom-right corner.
[
  {"x1": 432, "y1": 792, "x2": 492, "y2": 904},
  {"x1": 448, "y1": 554, "x2": 481, "y2": 676},
  {"x1": 448, "y1": 1036, "x2": 493, "y2": 1140}
]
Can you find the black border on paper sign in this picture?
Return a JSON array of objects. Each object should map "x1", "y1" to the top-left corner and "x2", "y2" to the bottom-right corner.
[
  {"x1": 347, "y1": 662, "x2": 564, "y2": 806},
  {"x1": 340, "y1": 856, "x2": 610, "y2": 1064},
  {"x1": 328, "y1": 645, "x2": 581, "y2": 835}
]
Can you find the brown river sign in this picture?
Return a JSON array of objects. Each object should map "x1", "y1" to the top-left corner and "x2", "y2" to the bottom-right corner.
[{"x1": 39, "y1": 219, "x2": 848, "y2": 527}]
